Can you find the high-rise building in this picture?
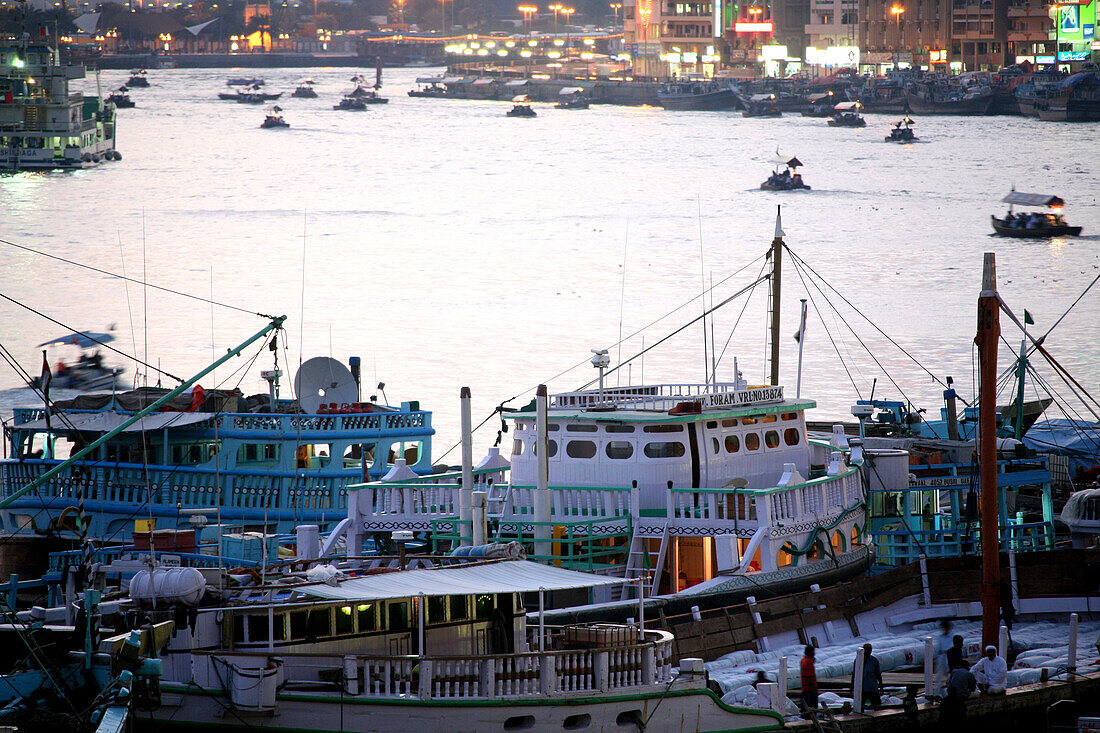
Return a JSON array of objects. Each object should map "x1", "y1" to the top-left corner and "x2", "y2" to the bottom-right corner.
[
  {"x1": 858, "y1": 0, "x2": 954, "y2": 67},
  {"x1": 949, "y1": 0, "x2": 1010, "y2": 69}
]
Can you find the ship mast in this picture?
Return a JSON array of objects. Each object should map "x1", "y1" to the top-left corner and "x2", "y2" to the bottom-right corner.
[
  {"x1": 975, "y1": 252, "x2": 1001, "y2": 649},
  {"x1": 767, "y1": 205, "x2": 784, "y2": 386}
]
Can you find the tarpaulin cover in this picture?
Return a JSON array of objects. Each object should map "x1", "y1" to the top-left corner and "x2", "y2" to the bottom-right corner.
[{"x1": 15, "y1": 411, "x2": 214, "y2": 433}]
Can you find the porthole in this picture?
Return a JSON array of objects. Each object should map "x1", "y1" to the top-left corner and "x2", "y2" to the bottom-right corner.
[
  {"x1": 563, "y1": 713, "x2": 591, "y2": 730},
  {"x1": 725, "y1": 435, "x2": 740, "y2": 453},
  {"x1": 566, "y1": 441, "x2": 597, "y2": 459},
  {"x1": 616, "y1": 710, "x2": 643, "y2": 728},
  {"x1": 505, "y1": 716, "x2": 536, "y2": 731},
  {"x1": 605, "y1": 441, "x2": 634, "y2": 460},
  {"x1": 784, "y1": 428, "x2": 801, "y2": 446},
  {"x1": 643, "y1": 442, "x2": 685, "y2": 459},
  {"x1": 764, "y1": 430, "x2": 780, "y2": 449},
  {"x1": 745, "y1": 434, "x2": 760, "y2": 451}
]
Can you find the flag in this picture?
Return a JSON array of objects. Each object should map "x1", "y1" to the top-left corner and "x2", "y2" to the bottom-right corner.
[
  {"x1": 1024, "y1": 310, "x2": 1034, "y2": 325},
  {"x1": 40, "y1": 350, "x2": 52, "y2": 398}
]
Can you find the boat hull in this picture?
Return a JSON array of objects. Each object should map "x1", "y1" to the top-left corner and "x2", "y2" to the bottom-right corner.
[
  {"x1": 760, "y1": 181, "x2": 810, "y2": 191},
  {"x1": 657, "y1": 88, "x2": 740, "y2": 111},
  {"x1": 905, "y1": 92, "x2": 993, "y2": 115},
  {"x1": 991, "y1": 216, "x2": 1082, "y2": 238},
  {"x1": 142, "y1": 684, "x2": 782, "y2": 733}
]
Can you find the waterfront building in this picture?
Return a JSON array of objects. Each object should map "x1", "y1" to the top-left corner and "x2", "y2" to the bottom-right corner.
[
  {"x1": 858, "y1": 0, "x2": 953, "y2": 70},
  {"x1": 803, "y1": 0, "x2": 858, "y2": 49}
]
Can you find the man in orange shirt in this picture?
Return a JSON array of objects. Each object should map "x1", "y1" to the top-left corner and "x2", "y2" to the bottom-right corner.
[{"x1": 801, "y1": 645, "x2": 819, "y2": 711}]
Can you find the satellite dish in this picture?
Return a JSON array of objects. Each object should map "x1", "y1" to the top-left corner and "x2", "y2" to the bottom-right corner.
[{"x1": 294, "y1": 357, "x2": 358, "y2": 413}]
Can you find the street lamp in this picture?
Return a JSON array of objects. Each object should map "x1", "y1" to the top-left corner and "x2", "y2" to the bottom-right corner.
[
  {"x1": 562, "y1": 6, "x2": 575, "y2": 50},
  {"x1": 550, "y1": 3, "x2": 563, "y2": 32},
  {"x1": 518, "y1": 4, "x2": 538, "y2": 31},
  {"x1": 638, "y1": 5, "x2": 652, "y2": 77},
  {"x1": 890, "y1": 5, "x2": 904, "y2": 67},
  {"x1": 610, "y1": 2, "x2": 622, "y2": 26}
]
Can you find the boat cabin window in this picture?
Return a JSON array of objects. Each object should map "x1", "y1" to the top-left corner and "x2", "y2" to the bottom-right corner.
[
  {"x1": 605, "y1": 441, "x2": 633, "y2": 459},
  {"x1": 547, "y1": 423, "x2": 560, "y2": 431},
  {"x1": 296, "y1": 444, "x2": 333, "y2": 469},
  {"x1": 744, "y1": 434, "x2": 760, "y2": 451},
  {"x1": 605, "y1": 424, "x2": 635, "y2": 433},
  {"x1": 533, "y1": 440, "x2": 558, "y2": 457},
  {"x1": 781, "y1": 412, "x2": 799, "y2": 421},
  {"x1": 643, "y1": 424, "x2": 684, "y2": 433},
  {"x1": 851, "y1": 525, "x2": 862, "y2": 546},
  {"x1": 566, "y1": 424, "x2": 598, "y2": 432},
  {"x1": 399, "y1": 441, "x2": 423, "y2": 465},
  {"x1": 450, "y1": 595, "x2": 468, "y2": 620},
  {"x1": 388, "y1": 602, "x2": 409, "y2": 631},
  {"x1": 512, "y1": 439, "x2": 524, "y2": 456},
  {"x1": 761, "y1": 415, "x2": 777, "y2": 423},
  {"x1": 721, "y1": 419, "x2": 738, "y2": 428},
  {"x1": 741, "y1": 417, "x2": 757, "y2": 426},
  {"x1": 336, "y1": 605, "x2": 355, "y2": 634},
  {"x1": 784, "y1": 428, "x2": 801, "y2": 446},
  {"x1": 764, "y1": 430, "x2": 780, "y2": 449},
  {"x1": 357, "y1": 603, "x2": 377, "y2": 631},
  {"x1": 706, "y1": 421, "x2": 718, "y2": 429},
  {"x1": 170, "y1": 442, "x2": 217, "y2": 465},
  {"x1": 711, "y1": 437, "x2": 720, "y2": 455},
  {"x1": 248, "y1": 614, "x2": 269, "y2": 642},
  {"x1": 725, "y1": 435, "x2": 740, "y2": 453},
  {"x1": 309, "y1": 607, "x2": 333, "y2": 637},
  {"x1": 428, "y1": 595, "x2": 447, "y2": 623},
  {"x1": 566, "y1": 441, "x2": 597, "y2": 459},
  {"x1": 290, "y1": 610, "x2": 308, "y2": 638},
  {"x1": 238, "y1": 443, "x2": 279, "y2": 463},
  {"x1": 643, "y1": 442, "x2": 686, "y2": 459},
  {"x1": 475, "y1": 594, "x2": 494, "y2": 620}
]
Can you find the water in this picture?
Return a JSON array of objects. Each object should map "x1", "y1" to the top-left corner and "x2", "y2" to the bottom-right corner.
[{"x1": 2, "y1": 65, "x2": 1100, "y2": 455}]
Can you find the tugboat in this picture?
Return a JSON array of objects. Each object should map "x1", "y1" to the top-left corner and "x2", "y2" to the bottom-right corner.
[
  {"x1": 885, "y1": 113, "x2": 917, "y2": 142},
  {"x1": 827, "y1": 100, "x2": 866, "y2": 127},
  {"x1": 507, "y1": 95, "x2": 537, "y2": 117},
  {"x1": 126, "y1": 69, "x2": 149, "y2": 87},
  {"x1": 107, "y1": 87, "x2": 136, "y2": 108},
  {"x1": 760, "y1": 153, "x2": 810, "y2": 191},
  {"x1": 742, "y1": 93, "x2": 781, "y2": 117},
  {"x1": 991, "y1": 190, "x2": 1082, "y2": 238},
  {"x1": 554, "y1": 87, "x2": 590, "y2": 109},
  {"x1": 260, "y1": 106, "x2": 289, "y2": 128},
  {"x1": 291, "y1": 79, "x2": 318, "y2": 98},
  {"x1": 0, "y1": 36, "x2": 120, "y2": 170}
]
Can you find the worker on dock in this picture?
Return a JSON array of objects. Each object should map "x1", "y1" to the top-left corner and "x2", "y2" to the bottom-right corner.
[
  {"x1": 854, "y1": 643, "x2": 884, "y2": 708},
  {"x1": 947, "y1": 635, "x2": 969, "y2": 671},
  {"x1": 970, "y1": 646, "x2": 1007, "y2": 695},
  {"x1": 800, "y1": 645, "x2": 818, "y2": 711}
]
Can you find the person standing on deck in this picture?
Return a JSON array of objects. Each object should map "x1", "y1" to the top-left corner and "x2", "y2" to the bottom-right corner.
[
  {"x1": 947, "y1": 635, "x2": 969, "y2": 671},
  {"x1": 853, "y1": 643, "x2": 884, "y2": 708},
  {"x1": 935, "y1": 619, "x2": 953, "y2": 697},
  {"x1": 800, "y1": 645, "x2": 819, "y2": 711}
]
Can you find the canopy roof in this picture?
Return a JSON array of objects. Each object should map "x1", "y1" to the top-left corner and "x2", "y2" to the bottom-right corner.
[
  {"x1": 772, "y1": 154, "x2": 803, "y2": 168},
  {"x1": 833, "y1": 101, "x2": 860, "y2": 111},
  {"x1": 297, "y1": 560, "x2": 625, "y2": 601},
  {"x1": 505, "y1": 79, "x2": 530, "y2": 87},
  {"x1": 16, "y1": 411, "x2": 214, "y2": 434},
  {"x1": 415, "y1": 76, "x2": 443, "y2": 83},
  {"x1": 1003, "y1": 192, "x2": 1064, "y2": 208},
  {"x1": 559, "y1": 86, "x2": 585, "y2": 95},
  {"x1": 39, "y1": 331, "x2": 114, "y2": 349},
  {"x1": 749, "y1": 93, "x2": 775, "y2": 102}
]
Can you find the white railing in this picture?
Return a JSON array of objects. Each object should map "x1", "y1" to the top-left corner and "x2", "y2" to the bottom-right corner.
[
  {"x1": 503, "y1": 485, "x2": 633, "y2": 522},
  {"x1": 550, "y1": 382, "x2": 783, "y2": 412},
  {"x1": 767, "y1": 467, "x2": 863, "y2": 524},
  {"x1": 358, "y1": 482, "x2": 460, "y2": 519},
  {"x1": 668, "y1": 488, "x2": 760, "y2": 527},
  {"x1": 193, "y1": 630, "x2": 675, "y2": 702}
]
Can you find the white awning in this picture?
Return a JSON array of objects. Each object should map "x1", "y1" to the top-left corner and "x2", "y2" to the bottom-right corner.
[
  {"x1": 833, "y1": 101, "x2": 860, "y2": 110},
  {"x1": 15, "y1": 411, "x2": 215, "y2": 434},
  {"x1": 415, "y1": 76, "x2": 444, "y2": 83},
  {"x1": 472, "y1": 78, "x2": 495, "y2": 85},
  {"x1": 558, "y1": 86, "x2": 584, "y2": 95},
  {"x1": 505, "y1": 79, "x2": 530, "y2": 87},
  {"x1": 440, "y1": 77, "x2": 462, "y2": 83},
  {"x1": 297, "y1": 560, "x2": 626, "y2": 601},
  {"x1": 1002, "y1": 192, "x2": 1064, "y2": 208}
]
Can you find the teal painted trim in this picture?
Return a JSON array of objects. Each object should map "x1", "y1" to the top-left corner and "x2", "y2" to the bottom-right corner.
[
  {"x1": 154, "y1": 684, "x2": 783, "y2": 731},
  {"x1": 780, "y1": 503, "x2": 866, "y2": 557},
  {"x1": 504, "y1": 400, "x2": 816, "y2": 423}
]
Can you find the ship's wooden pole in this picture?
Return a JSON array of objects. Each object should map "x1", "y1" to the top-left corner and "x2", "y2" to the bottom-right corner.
[
  {"x1": 976, "y1": 252, "x2": 1002, "y2": 649},
  {"x1": 768, "y1": 206, "x2": 784, "y2": 386}
]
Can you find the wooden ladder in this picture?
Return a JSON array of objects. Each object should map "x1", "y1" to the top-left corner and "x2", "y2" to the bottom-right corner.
[{"x1": 808, "y1": 707, "x2": 843, "y2": 733}]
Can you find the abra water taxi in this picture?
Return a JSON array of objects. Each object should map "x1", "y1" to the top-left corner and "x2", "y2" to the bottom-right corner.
[
  {"x1": 31, "y1": 329, "x2": 124, "y2": 391},
  {"x1": 554, "y1": 87, "x2": 590, "y2": 109},
  {"x1": 885, "y1": 114, "x2": 917, "y2": 142},
  {"x1": 827, "y1": 101, "x2": 866, "y2": 127},
  {"x1": 291, "y1": 79, "x2": 318, "y2": 98},
  {"x1": 761, "y1": 154, "x2": 810, "y2": 191},
  {"x1": 261, "y1": 106, "x2": 289, "y2": 128},
  {"x1": 0, "y1": 39, "x2": 120, "y2": 170},
  {"x1": 991, "y1": 191, "x2": 1082, "y2": 239},
  {"x1": 507, "y1": 96, "x2": 537, "y2": 117}
]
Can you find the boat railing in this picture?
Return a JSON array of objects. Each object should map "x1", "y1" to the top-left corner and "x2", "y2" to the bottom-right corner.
[
  {"x1": 47, "y1": 546, "x2": 261, "y2": 573},
  {"x1": 870, "y1": 517, "x2": 1055, "y2": 567},
  {"x1": 504, "y1": 484, "x2": 634, "y2": 522},
  {"x1": 549, "y1": 382, "x2": 783, "y2": 411},
  {"x1": 10, "y1": 407, "x2": 432, "y2": 436},
  {"x1": 192, "y1": 628, "x2": 674, "y2": 701}
]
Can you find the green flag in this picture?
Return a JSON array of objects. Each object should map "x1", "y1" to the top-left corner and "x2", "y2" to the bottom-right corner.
[{"x1": 1024, "y1": 310, "x2": 1035, "y2": 325}]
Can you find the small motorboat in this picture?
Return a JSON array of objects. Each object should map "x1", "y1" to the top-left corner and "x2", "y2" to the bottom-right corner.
[
  {"x1": 334, "y1": 96, "x2": 368, "y2": 111},
  {"x1": 801, "y1": 91, "x2": 835, "y2": 117},
  {"x1": 743, "y1": 94, "x2": 782, "y2": 118},
  {"x1": 760, "y1": 153, "x2": 810, "y2": 191},
  {"x1": 219, "y1": 85, "x2": 281, "y2": 102},
  {"x1": 345, "y1": 83, "x2": 388, "y2": 104},
  {"x1": 991, "y1": 190, "x2": 1082, "y2": 238},
  {"x1": 126, "y1": 70, "x2": 149, "y2": 87},
  {"x1": 107, "y1": 88, "x2": 135, "y2": 108},
  {"x1": 408, "y1": 77, "x2": 451, "y2": 98},
  {"x1": 885, "y1": 115, "x2": 917, "y2": 142},
  {"x1": 507, "y1": 95, "x2": 537, "y2": 117},
  {"x1": 554, "y1": 87, "x2": 590, "y2": 109},
  {"x1": 292, "y1": 79, "x2": 318, "y2": 98},
  {"x1": 30, "y1": 330, "x2": 124, "y2": 392},
  {"x1": 827, "y1": 101, "x2": 866, "y2": 127},
  {"x1": 261, "y1": 106, "x2": 289, "y2": 128}
]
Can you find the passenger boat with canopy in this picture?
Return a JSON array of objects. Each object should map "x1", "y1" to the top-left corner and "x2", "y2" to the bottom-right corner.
[
  {"x1": 826, "y1": 101, "x2": 866, "y2": 127},
  {"x1": 885, "y1": 113, "x2": 916, "y2": 142},
  {"x1": 991, "y1": 191, "x2": 1082, "y2": 238},
  {"x1": 507, "y1": 95, "x2": 537, "y2": 117},
  {"x1": 760, "y1": 154, "x2": 810, "y2": 191}
]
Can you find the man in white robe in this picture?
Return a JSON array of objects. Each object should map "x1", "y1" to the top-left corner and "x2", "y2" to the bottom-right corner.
[{"x1": 970, "y1": 645, "x2": 1007, "y2": 695}]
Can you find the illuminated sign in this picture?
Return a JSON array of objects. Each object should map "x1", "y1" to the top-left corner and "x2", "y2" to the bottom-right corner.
[
  {"x1": 761, "y1": 44, "x2": 788, "y2": 60},
  {"x1": 1093, "y1": 40, "x2": 1100, "y2": 49},
  {"x1": 929, "y1": 49, "x2": 947, "y2": 62},
  {"x1": 714, "y1": 0, "x2": 723, "y2": 37},
  {"x1": 1035, "y1": 54, "x2": 1056, "y2": 63},
  {"x1": 805, "y1": 46, "x2": 860, "y2": 65},
  {"x1": 735, "y1": 21, "x2": 774, "y2": 32},
  {"x1": 1060, "y1": 5, "x2": 1081, "y2": 33},
  {"x1": 1059, "y1": 50, "x2": 1089, "y2": 60}
]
